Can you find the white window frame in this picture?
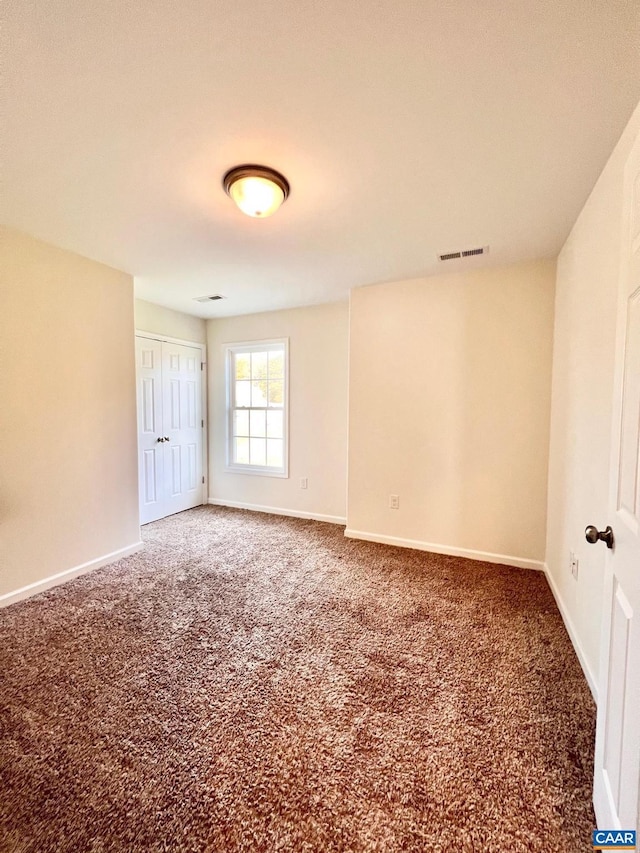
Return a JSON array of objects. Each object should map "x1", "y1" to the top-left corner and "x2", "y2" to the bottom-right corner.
[{"x1": 224, "y1": 338, "x2": 289, "y2": 478}]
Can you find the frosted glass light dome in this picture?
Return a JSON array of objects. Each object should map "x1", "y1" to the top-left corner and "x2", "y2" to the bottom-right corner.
[{"x1": 223, "y1": 165, "x2": 290, "y2": 218}]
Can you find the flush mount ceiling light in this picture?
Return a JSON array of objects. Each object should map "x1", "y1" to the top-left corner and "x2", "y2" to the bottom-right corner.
[{"x1": 223, "y1": 164, "x2": 290, "y2": 218}]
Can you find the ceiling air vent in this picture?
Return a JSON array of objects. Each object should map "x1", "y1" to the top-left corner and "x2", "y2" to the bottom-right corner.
[
  {"x1": 193, "y1": 294, "x2": 226, "y2": 302},
  {"x1": 438, "y1": 245, "x2": 489, "y2": 262}
]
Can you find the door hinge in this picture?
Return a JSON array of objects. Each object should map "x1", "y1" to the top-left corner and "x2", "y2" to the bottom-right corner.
[
  {"x1": 200, "y1": 362, "x2": 204, "y2": 371},
  {"x1": 202, "y1": 476, "x2": 205, "y2": 484},
  {"x1": 201, "y1": 419, "x2": 204, "y2": 428}
]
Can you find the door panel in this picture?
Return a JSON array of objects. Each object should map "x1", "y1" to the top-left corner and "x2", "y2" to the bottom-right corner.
[
  {"x1": 602, "y1": 581, "x2": 632, "y2": 810},
  {"x1": 143, "y1": 449, "x2": 158, "y2": 504},
  {"x1": 169, "y1": 379, "x2": 181, "y2": 430},
  {"x1": 170, "y1": 444, "x2": 181, "y2": 496},
  {"x1": 594, "y1": 128, "x2": 640, "y2": 834},
  {"x1": 187, "y1": 381, "x2": 197, "y2": 429},
  {"x1": 617, "y1": 288, "x2": 640, "y2": 523},
  {"x1": 187, "y1": 442, "x2": 197, "y2": 490}
]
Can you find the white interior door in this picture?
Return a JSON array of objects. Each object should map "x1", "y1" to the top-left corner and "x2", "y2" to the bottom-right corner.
[
  {"x1": 135, "y1": 336, "x2": 204, "y2": 525},
  {"x1": 160, "y1": 341, "x2": 203, "y2": 518},
  {"x1": 593, "y1": 130, "x2": 640, "y2": 832}
]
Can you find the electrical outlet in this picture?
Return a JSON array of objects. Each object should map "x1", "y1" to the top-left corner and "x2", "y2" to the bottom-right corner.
[
  {"x1": 300, "y1": 477, "x2": 308, "y2": 490},
  {"x1": 570, "y1": 552, "x2": 579, "y2": 580},
  {"x1": 389, "y1": 494, "x2": 399, "y2": 510}
]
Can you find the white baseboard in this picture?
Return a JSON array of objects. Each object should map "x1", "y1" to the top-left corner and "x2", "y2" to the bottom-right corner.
[
  {"x1": 0, "y1": 542, "x2": 144, "y2": 608},
  {"x1": 208, "y1": 498, "x2": 346, "y2": 526},
  {"x1": 543, "y1": 563, "x2": 598, "y2": 703},
  {"x1": 344, "y1": 528, "x2": 545, "y2": 572}
]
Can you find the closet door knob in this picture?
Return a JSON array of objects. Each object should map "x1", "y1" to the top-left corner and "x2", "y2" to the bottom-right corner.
[
  {"x1": 164, "y1": 436, "x2": 170, "y2": 442},
  {"x1": 156, "y1": 437, "x2": 165, "y2": 443}
]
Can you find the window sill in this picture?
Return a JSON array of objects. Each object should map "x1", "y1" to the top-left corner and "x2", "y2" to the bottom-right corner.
[{"x1": 224, "y1": 465, "x2": 289, "y2": 479}]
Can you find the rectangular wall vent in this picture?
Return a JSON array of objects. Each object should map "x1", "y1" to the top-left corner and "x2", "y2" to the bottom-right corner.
[
  {"x1": 194, "y1": 294, "x2": 226, "y2": 302},
  {"x1": 438, "y1": 246, "x2": 489, "y2": 262}
]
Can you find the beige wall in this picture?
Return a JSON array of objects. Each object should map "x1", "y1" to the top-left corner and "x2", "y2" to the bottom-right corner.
[
  {"x1": 135, "y1": 298, "x2": 206, "y2": 343},
  {"x1": 208, "y1": 302, "x2": 349, "y2": 521},
  {"x1": 546, "y1": 101, "x2": 640, "y2": 694},
  {"x1": 347, "y1": 259, "x2": 556, "y2": 566},
  {"x1": 0, "y1": 229, "x2": 140, "y2": 601}
]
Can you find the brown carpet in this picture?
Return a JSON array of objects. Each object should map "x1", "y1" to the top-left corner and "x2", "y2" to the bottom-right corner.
[{"x1": 1, "y1": 506, "x2": 595, "y2": 852}]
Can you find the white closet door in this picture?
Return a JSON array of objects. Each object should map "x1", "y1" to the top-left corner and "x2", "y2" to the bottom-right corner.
[
  {"x1": 160, "y1": 341, "x2": 203, "y2": 517},
  {"x1": 593, "y1": 126, "x2": 640, "y2": 834},
  {"x1": 135, "y1": 337, "x2": 204, "y2": 525},
  {"x1": 136, "y1": 338, "x2": 165, "y2": 524}
]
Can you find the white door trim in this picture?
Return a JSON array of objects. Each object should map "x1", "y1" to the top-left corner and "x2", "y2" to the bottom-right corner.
[
  {"x1": 135, "y1": 330, "x2": 206, "y2": 350},
  {"x1": 135, "y1": 331, "x2": 208, "y2": 510}
]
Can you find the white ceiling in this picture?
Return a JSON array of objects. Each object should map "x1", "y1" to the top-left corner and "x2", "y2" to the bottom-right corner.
[{"x1": 3, "y1": 0, "x2": 640, "y2": 318}]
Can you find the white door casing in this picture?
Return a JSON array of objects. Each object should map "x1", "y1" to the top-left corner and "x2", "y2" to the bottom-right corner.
[
  {"x1": 593, "y1": 130, "x2": 640, "y2": 832},
  {"x1": 135, "y1": 336, "x2": 205, "y2": 525}
]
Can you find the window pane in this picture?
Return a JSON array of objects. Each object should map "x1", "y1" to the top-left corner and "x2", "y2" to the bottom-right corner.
[
  {"x1": 268, "y1": 350, "x2": 284, "y2": 379},
  {"x1": 268, "y1": 380, "x2": 283, "y2": 407},
  {"x1": 234, "y1": 410, "x2": 249, "y2": 437},
  {"x1": 251, "y1": 351, "x2": 268, "y2": 381},
  {"x1": 249, "y1": 409, "x2": 266, "y2": 438},
  {"x1": 266, "y1": 439, "x2": 283, "y2": 468},
  {"x1": 235, "y1": 353, "x2": 250, "y2": 380},
  {"x1": 235, "y1": 381, "x2": 250, "y2": 407},
  {"x1": 251, "y1": 380, "x2": 268, "y2": 407},
  {"x1": 234, "y1": 437, "x2": 249, "y2": 464},
  {"x1": 266, "y1": 409, "x2": 283, "y2": 438},
  {"x1": 250, "y1": 438, "x2": 266, "y2": 466}
]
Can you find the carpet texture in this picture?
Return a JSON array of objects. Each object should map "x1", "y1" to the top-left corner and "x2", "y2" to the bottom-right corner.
[{"x1": 1, "y1": 506, "x2": 595, "y2": 852}]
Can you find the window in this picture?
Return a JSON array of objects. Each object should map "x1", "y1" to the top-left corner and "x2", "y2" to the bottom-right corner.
[{"x1": 225, "y1": 339, "x2": 288, "y2": 477}]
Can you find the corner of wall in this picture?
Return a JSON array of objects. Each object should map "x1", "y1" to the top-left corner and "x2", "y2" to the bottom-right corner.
[{"x1": 542, "y1": 563, "x2": 598, "y2": 702}]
